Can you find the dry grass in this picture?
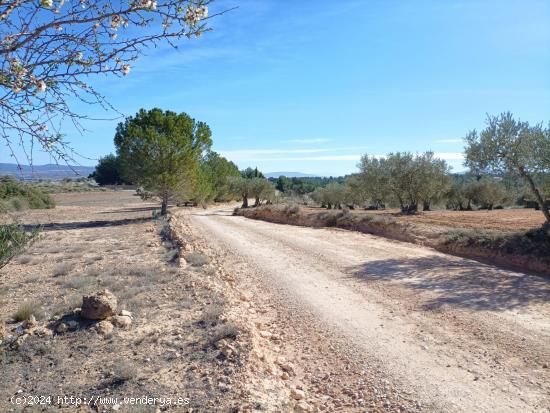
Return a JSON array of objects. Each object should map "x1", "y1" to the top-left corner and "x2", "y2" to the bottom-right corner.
[
  {"x1": 209, "y1": 322, "x2": 240, "y2": 346},
  {"x1": 16, "y1": 255, "x2": 32, "y2": 265},
  {"x1": 13, "y1": 302, "x2": 45, "y2": 322},
  {"x1": 52, "y1": 262, "x2": 74, "y2": 277},
  {"x1": 185, "y1": 251, "x2": 209, "y2": 267},
  {"x1": 199, "y1": 303, "x2": 224, "y2": 327},
  {"x1": 0, "y1": 191, "x2": 249, "y2": 412}
]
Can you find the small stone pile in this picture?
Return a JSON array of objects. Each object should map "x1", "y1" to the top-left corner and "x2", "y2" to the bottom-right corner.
[{"x1": 55, "y1": 290, "x2": 132, "y2": 336}]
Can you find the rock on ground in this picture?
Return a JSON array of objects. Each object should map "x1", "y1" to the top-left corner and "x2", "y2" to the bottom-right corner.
[{"x1": 81, "y1": 290, "x2": 118, "y2": 320}]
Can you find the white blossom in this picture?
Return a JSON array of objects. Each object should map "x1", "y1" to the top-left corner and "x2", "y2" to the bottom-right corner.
[
  {"x1": 36, "y1": 80, "x2": 47, "y2": 93},
  {"x1": 41, "y1": 0, "x2": 53, "y2": 9},
  {"x1": 111, "y1": 15, "x2": 122, "y2": 29},
  {"x1": 121, "y1": 64, "x2": 131, "y2": 75},
  {"x1": 184, "y1": 6, "x2": 208, "y2": 25}
]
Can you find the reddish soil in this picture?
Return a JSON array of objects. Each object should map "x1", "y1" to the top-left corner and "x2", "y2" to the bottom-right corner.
[{"x1": 301, "y1": 207, "x2": 545, "y2": 232}]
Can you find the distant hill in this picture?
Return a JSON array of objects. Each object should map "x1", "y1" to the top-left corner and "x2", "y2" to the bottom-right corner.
[
  {"x1": 265, "y1": 171, "x2": 319, "y2": 178},
  {"x1": 0, "y1": 163, "x2": 95, "y2": 181}
]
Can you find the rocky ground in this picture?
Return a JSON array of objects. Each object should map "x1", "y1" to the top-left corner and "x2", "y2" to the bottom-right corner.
[
  {"x1": 185, "y1": 206, "x2": 550, "y2": 413},
  {"x1": 1, "y1": 192, "x2": 549, "y2": 412},
  {"x1": 0, "y1": 192, "x2": 285, "y2": 412}
]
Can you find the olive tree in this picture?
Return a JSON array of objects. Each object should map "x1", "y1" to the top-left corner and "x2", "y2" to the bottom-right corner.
[
  {"x1": 228, "y1": 176, "x2": 251, "y2": 208},
  {"x1": 416, "y1": 152, "x2": 451, "y2": 211},
  {"x1": 359, "y1": 152, "x2": 450, "y2": 213},
  {"x1": 344, "y1": 174, "x2": 369, "y2": 208},
  {"x1": 1, "y1": 0, "x2": 217, "y2": 163},
  {"x1": 465, "y1": 112, "x2": 550, "y2": 222},
  {"x1": 115, "y1": 108, "x2": 212, "y2": 215},
  {"x1": 357, "y1": 155, "x2": 389, "y2": 209},
  {"x1": 249, "y1": 177, "x2": 275, "y2": 207}
]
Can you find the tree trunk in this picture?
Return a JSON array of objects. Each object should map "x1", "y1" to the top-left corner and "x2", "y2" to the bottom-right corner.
[
  {"x1": 519, "y1": 167, "x2": 550, "y2": 222},
  {"x1": 254, "y1": 196, "x2": 260, "y2": 207},
  {"x1": 242, "y1": 196, "x2": 248, "y2": 208},
  {"x1": 160, "y1": 193, "x2": 169, "y2": 216},
  {"x1": 422, "y1": 201, "x2": 430, "y2": 211}
]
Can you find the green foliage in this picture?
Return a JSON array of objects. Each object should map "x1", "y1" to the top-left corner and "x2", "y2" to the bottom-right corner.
[
  {"x1": 89, "y1": 154, "x2": 129, "y2": 186},
  {"x1": 228, "y1": 176, "x2": 251, "y2": 208},
  {"x1": 358, "y1": 152, "x2": 450, "y2": 213},
  {"x1": 270, "y1": 176, "x2": 344, "y2": 194},
  {"x1": 318, "y1": 182, "x2": 348, "y2": 209},
  {"x1": 344, "y1": 174, "x2": 369, "y2": 207},
  {"x1": 249, "y1": 177, "x2": 276, "y2": 206},
  {"x1": 0, "y1": 176, "x2": 55, "y2": 212},
  {"x1": 469, "y1": 176, "x2": 506, "y2": 210},
  {"x1": 465, "y1": 112, "x2": 550, "y2": 221},
  {"x1": 199, "y1": 152, "x2": 241, "y2": 202},
  {"x1": 357, "y1": 155, "x2": 390, "y2": 208},
  {"x1": 229, "y1": 171, "x2": 274, "y2": 207},
  {"x1": 241, "y1": 167, "x2": 265, "y2": 179},
  {"x1": 0, "y1": 223, "x2": 40, "y2": 270},
  {"x1": 114, "y1": 108, "x2": 212, "y2": 215}
]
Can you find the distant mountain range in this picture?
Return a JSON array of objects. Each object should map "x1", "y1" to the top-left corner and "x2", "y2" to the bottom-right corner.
[
  {"x1": 0, "y1": 163, "x2": 320, "y2": 181},
  {"x1": 265, "y1": 171, "x2": 319, "y2": 178},
  {"x1": 0, "y1": 163, "x2": 95, "y2": 181}
]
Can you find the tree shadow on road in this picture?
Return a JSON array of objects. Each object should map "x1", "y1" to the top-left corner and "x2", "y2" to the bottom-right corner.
[{"x1": 348, "y1": 255, "x2": 550, "y2": 311}]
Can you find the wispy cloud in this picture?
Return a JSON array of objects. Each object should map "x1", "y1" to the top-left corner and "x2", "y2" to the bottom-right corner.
[
  {"x1": 436, "y1": 138, "x2": 463, "y2": 144},
  {"x1": 253, "y1": 155, "x2": 361, "y2": 162},
  {"x1": 288, "y1": 138, "x2": 331, "y2": 144},
  {"x1": 434, "y1": 152, "x2": 465, "y2": 160},
  {"x1": 219, "y1": 146, "x2": 367, "y2": 161}
]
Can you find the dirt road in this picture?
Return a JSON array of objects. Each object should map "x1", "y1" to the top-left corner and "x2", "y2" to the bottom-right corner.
[{"x1": 188, "y1": 206, "x2": 550, "y2": 413}]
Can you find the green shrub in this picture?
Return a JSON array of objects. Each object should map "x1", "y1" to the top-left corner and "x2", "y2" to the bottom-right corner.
[
  {"x1": 0, "y1": 176, "x2": 55, "y2": 211},
  {"x1": 0, "y1": 223, "x2": 40, "y2": 269}
]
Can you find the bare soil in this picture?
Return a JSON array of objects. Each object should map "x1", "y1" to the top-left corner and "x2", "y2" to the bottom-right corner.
[
  {"x1": 302, "y1": 206, "x2": 545, "y2": 232},
  {"x1": 2, "y1": 194, "x2": 549, "y2": 412},
  {"x1": 187, "y1": 206, "x2": 550, "y2": 413},
  {"x1": 0, "y1": 192, "x2": 287, "y2": 412}
]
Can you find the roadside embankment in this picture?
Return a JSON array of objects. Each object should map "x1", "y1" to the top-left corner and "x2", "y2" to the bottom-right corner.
[{"x1": 235, "y1": 205, "x2": 550, "y2": 275}]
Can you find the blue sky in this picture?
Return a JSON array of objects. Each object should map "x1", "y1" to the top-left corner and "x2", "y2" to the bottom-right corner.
[{"x1": 6, "y1": 0, "x2": 550, "y2": 176}]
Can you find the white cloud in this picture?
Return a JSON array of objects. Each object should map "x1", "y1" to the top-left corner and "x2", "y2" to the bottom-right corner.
[
  {"x1": 436, "y1": 138, "x2": 463, "y2": 144},
  {"x1": 288, "y1": 138, "x2": 331, "y2": 144},
  {"x1": 253, "y1": 155, "x2": 361, "y2": 162},
  {"x1": 434, "y1": 152, "x2": 465, "y2": 160},
  {"x1": 219, "y1": 146, "x2": 367, "y2": 161}
]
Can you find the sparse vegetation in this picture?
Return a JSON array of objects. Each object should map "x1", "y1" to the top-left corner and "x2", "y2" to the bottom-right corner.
[
  {"x1": 209, "y1": 322, "x2": 240, "y2": 346},
  {"x1": 199, "y1": 303, "x2": 225, "y2": 327},
  {"x1": 13, "y1": 302, "x2": 45, "y2": 322},
  {"x1": 52, "y1": 262, "x2": 74, "y2": 277},
  {"x1": 185, "y1": 251, "x2": 209, "y2": 267},
  {"x1": 0, "y1": 223, "x2": 40, "y2": 270}
]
